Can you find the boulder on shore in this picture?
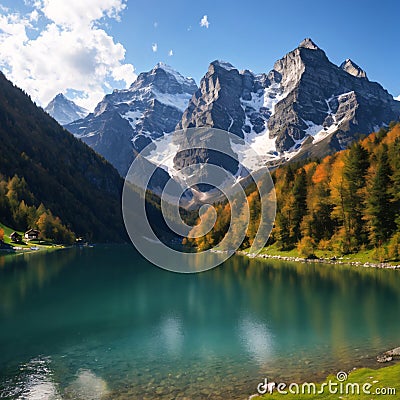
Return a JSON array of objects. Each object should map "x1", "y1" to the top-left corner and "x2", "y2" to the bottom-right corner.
[{"x1": 377, "y1": 347, "x2": 400, "y2": 363}]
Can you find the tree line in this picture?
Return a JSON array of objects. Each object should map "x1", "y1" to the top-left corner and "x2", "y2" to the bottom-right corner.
[
  {"x1": 0, "y1": 71, "x2": 127, "y2": 243},
  {"x1": 0, "y1": 174, "x2": 75, "y2": 244},
  {"x1": 187, "y1": 122, "x2": 400, "y2": 261}
]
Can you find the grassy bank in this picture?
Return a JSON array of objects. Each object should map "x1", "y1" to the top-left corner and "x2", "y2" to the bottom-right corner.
[
  {"x1": 0, "y1": 222, "x2": 65, "y2": 254},
  {"x1": 252, "y1": 362, "x2": 399, "y2": 399},
  {"x1": 242, "y1": 243, "x2": 400, "y2": 268}
]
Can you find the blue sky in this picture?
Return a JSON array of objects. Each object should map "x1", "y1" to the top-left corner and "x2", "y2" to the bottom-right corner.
[
  {"x1": 118, "y1": 0, "x2": 400, "y2": 90},
  {"x1": 0, "y1": 0, "x2": 399, "y2": 110}
]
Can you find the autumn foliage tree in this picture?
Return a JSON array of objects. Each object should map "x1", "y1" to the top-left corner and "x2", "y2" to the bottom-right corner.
[
  {"x1": 187, "y1": 122, "x2": 400, "y2": 262},
  {"x1": 0, "y1": 174, "x2": 75, "y2": 244}
]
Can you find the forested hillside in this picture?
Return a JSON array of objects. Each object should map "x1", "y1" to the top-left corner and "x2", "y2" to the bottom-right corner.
[
  {"x1": 188, "y1": 122, "x2": 400, "y2": 261},
  {"x1": 0, "y1": 72, "x2": 126, "y2": 242}
]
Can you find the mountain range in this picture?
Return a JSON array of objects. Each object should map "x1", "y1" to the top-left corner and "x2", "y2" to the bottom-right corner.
[
  {"x1": 0, "y1": 38, "x2": 399, "y2": 244},
  {"x1": 66, "y1": 63, "x2": 197, "y2": 176},
  {"x1": 0, "y1": 71, "x2": 181, "y2": 242},
  {"x1": 63, "y1": 38, "x2": 400, "y2": 178}
]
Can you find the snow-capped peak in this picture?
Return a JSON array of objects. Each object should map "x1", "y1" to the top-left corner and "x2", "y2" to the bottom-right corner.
[
  {"x1": 154, "y1": 62, "x2": 195, "y2": 85},
  {"x1": 54, "y1": 93, "x2": 67, "y2": 100},
  {"x1": 45, "y1": 93, "x2": 89, "y2": 126},
  {"x1": 211, "y1": 60, "x2": 237, "y2": 71}
]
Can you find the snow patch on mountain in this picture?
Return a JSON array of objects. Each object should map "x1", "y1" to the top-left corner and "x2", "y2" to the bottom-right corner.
[
  {"x1": 288, "y1": 91, "x2": 356, "y2": 151},
  {"x1": 213, "y1": 60, "x2": 236, "y2": 71},
  {"x1": 152, "y1": 90, "x2": 193, "y2": 112},
  {"x1": 156, "y1": 62, "x2": 196, "y2": 86},
  {"x1": 303, "y1": 120, "x2": 324, "y2": 137},
  {"x1": 123, "y1": 110, "x2": 143, "y2": 129},
  {"x1": 146, "y1": 134, "x2": 180, "y2": 174},
  {"x1": 231, "y1": 80, "x2": 287, "y2": 170}
]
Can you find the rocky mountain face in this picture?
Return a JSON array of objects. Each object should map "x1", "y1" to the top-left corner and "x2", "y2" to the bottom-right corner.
[
  {"x1": 65, "y1": 39, "x2": 400, "y2": 178},
  {"x1": 340, "y1": 58, "x2": 367, "y2": 79},
  {"x1": 66, "y1": 63, "x2": 197, "y2": 176},
  {"x1": 177, "y1": 38, "x2": 400, "y2": 169},
  {"x1": 174, "y1": 60, "x2": 280, "y2": 172},
  {"x1": 45, "y1": 93, "x2": 88, "y2": 125}
]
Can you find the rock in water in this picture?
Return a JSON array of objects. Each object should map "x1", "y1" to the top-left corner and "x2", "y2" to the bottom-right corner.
[{"x1": 376, "y1": 346, "x2": 400, "y2": 363}]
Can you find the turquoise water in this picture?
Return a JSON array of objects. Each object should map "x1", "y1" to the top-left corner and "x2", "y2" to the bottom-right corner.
[{"x1": 0, "y1": 246, "x2": 399, "y2": 399}]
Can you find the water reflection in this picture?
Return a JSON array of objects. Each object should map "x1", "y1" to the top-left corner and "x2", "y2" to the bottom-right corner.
[
  {"x1": 158, "y1": 315, "x2": 184, "y2": 356},
  {"x1": 65, "y1": 370, "x2": 108, "y2": 400},
  {"x1": 238, "y1": 315, "x2": 273, "y2": 365},
  {"x1": 0, "y1": 247, "x2": 399, "y2": 399},
  {"x1": 0, "y1": 250, "x2": 75, "y2": 315},
  {"x1": 0, "y1": 357, "x2": 61, "y2": 400}
]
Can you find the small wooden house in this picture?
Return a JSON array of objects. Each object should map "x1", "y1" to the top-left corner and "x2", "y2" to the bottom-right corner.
[
  {"x1": 24, "y1": 229, "x2": 40, "y2": 240},
  {"x1": 10, "y1": 232, "x2": 22, "y2": 243}
]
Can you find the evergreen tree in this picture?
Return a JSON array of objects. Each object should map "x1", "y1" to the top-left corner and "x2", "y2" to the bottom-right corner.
[
  {"x1": 342, "y1": 142, "x2": 369, "y2": 248},
  {"x1": 186, "y1": 123, "x2": 400, "y2": 255},
  {"x1": 366, "y1": 145, "x2": 395, "y2": 245},
  {"x1": 290, "y1": 168, "x2": 307, "y2": 242},
  {"x1": 389, "y1": 137, "x2": 400, "y2": 229},
  {"x1": 275, "y1": 212, "x2": 291, "y2": 250}
]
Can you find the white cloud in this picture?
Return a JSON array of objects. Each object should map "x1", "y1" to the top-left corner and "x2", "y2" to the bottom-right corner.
[
  {"x1": 168, "y1": 49, "x2": 173, "y2": 56},
  {"x1": 153, "y1": 21, "x2": 158, "y2": 28},
  {"x1": 200, "y1": 15, "x2": 209, "y2": 28},
  {"x1": 152, "y1": 42, "x2": 158, "y2": 52},
  {"x1": 29, "y1": 9, "x2": 39, "y2": 22},
  {"x1": 0, "y1": 0, "x2": 136, "y2": 111},
  {"x1": 39, "y1": 0, "x2": 126, "y2": 29}
]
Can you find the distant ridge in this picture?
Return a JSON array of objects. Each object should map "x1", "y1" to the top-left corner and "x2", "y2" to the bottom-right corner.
[
  {"x1": 45, "y1": 93, "x2": 89, "y2": 125},
  {"x1": 66, "y1": 63, "x2": 197, "y2": 176}
]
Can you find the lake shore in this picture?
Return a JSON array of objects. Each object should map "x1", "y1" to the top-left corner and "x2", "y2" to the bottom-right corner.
[
  {"x1": 238, "y1": 250, "x2": 400, "y2": 270},
  {"x1": 0, "y1": 243, "x2": 72, "y2": 256},
  {"x1": 249, "y1": 360, "x2": 400, "y2": 399}
]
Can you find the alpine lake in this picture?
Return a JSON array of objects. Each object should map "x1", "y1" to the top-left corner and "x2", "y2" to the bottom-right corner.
[{"x1": 0, "y1": 246, "x2": 399, "y2": 399}]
